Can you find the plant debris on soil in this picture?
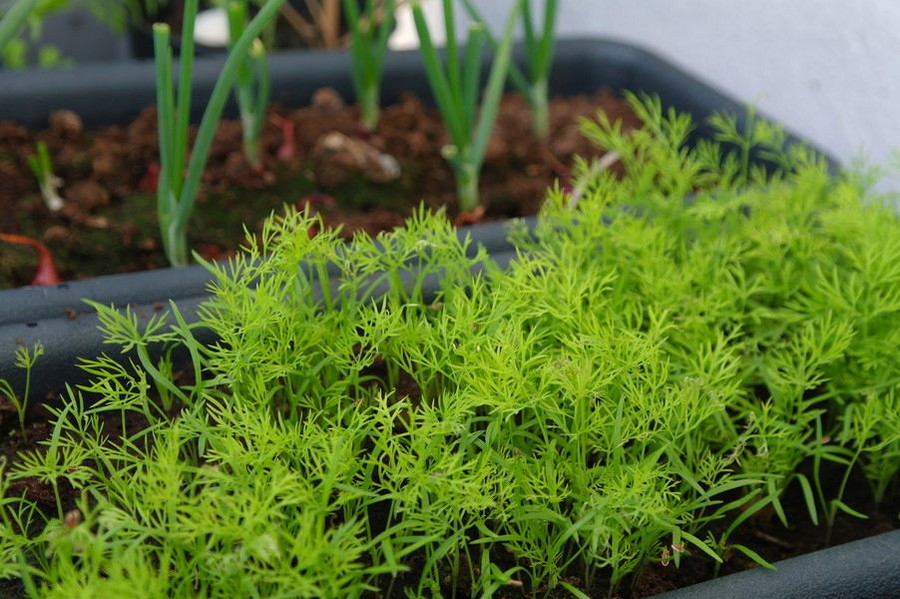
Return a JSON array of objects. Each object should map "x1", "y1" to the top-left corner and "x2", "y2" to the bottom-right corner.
[{"x1": 0, "y1": 88, "x2": 638, "y2": 288}]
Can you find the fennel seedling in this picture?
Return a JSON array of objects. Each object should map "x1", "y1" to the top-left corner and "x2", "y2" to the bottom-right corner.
[
  {"x1": 0, "y1": 343, "x2": 43, "y2": 435},
  {"x1": 4, "y1": 98, "x2": 900, "y2": 599}
]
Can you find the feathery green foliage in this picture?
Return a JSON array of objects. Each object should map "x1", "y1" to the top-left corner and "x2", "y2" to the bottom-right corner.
[
  {"x1": 2, "y1": 96, "x2": 898, "y2": 597},
  {"x1": 0, "y1": 342, "x2": 43, "y2": 435}
]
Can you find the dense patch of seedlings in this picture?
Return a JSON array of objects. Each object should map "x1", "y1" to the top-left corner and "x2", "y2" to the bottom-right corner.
[{"x1": 1, "y1": 96, "x2": 898, "y2": 597}]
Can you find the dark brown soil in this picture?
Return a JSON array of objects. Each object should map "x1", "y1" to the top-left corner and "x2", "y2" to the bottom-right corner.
[{"x1": 0, "y1": 88, "x2": 636, "y2": 288}]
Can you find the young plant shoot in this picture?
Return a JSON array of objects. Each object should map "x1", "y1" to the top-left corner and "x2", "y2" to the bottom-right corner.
[
  {"x1": 0, "y1": 342, "x2": 43, "y2": 435},
  {"x1": 342, "y1": 0, "x2": 396, "y2": 131},
  {"x1": 226, "y1": 0, "x2": 271, "y2": 170},
  {"x1": 411, "y1": 0, "x2": 523, "y2": 213},
  {"x1": 26, "y1": 141, "x2": 64, "y2": 212},
  {"x1": 153, "y1": 0, "x2": 286, "y2": 266},
  {"x1": 461, "y1": 0, "x2": 558, "y2": 139}
]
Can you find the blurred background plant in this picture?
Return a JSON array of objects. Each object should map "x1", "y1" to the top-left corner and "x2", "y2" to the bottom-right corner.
[
  {"x1": 152, "y1": 0, "x2": 287, "y2": 266},
  {"x1": 150, "y1": 0, "x2": 389, "y2": 53},
  {"x1": 0, "y1": 0, "x2": 167, "y2": 67},
  {"x1": 0, "y1": 0, "x2": 398, "y2": 68},
  {"x1": 461, "y1": 0, "x2": 557, "y2": 139},
  {"x1": 411, "y1": 0, "x2": 522, "y2": 213},
  {"x1": 1, "y1": 0, "x2": 563, "y2": 266},
  {"x1": 342, "y1": 0, "x2": 395, "y2": 131}
]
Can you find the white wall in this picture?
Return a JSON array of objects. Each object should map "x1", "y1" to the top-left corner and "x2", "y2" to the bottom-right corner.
[{"x1": 468, "y1": 0, "x2": 900, "y2": 179}]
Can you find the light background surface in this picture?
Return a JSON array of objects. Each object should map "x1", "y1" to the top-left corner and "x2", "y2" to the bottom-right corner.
[{"x1": 460, "y1": 0, "x2": 900, "y2": 184}]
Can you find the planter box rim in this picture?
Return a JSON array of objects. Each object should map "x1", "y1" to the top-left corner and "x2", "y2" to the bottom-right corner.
[{"x1": 654, "y1": 528, "x2": 900, "y2": 599}]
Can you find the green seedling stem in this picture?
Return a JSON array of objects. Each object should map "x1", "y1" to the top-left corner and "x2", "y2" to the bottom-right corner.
[
  {"x1": 226, "y1": 0, "x2": 271, "y2": 170},
  {"x1": 26, "y1": 141, "x2": 64, "y2": 212},
  {"x1": 342, "y1": 0, "x2": 396, "y2": 131},
  {"x1": 411, "y1": 0, "x2": 523, "y2": 212},
  {"x1": 520, "y1": 0, "x2": 557, "y2": 138},
  {"x1": 461, "y1": 0, "x2": 557, "y2": 139},
  {"x1": 0, "y1": 343, "x2": 43, "y2": 436},
  {"x1": 153, "y1": 0, "x2": 286, "y2": 267}
]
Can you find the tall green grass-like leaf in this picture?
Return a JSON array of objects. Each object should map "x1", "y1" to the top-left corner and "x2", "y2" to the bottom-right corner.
[
  {"x1": 226, "y1": 0, "x2": 271, "y2": 170},
  {"x1": 342, "y1": 0, "x2": 396, "y2": 131},
  {"x1": 153, "y1": 0, "x2": 286, "y2": 266},
  {"x1": 411, "y1": 0, "x2": 523, "y2": 212},
  {"x1": 461, "y1": 0, "x2": 558, "y2": 138}
]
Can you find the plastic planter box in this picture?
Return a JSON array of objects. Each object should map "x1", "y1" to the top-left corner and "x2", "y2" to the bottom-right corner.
[{"x1": 3, "y1": 39, "x2": 892, "y2": 599}]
